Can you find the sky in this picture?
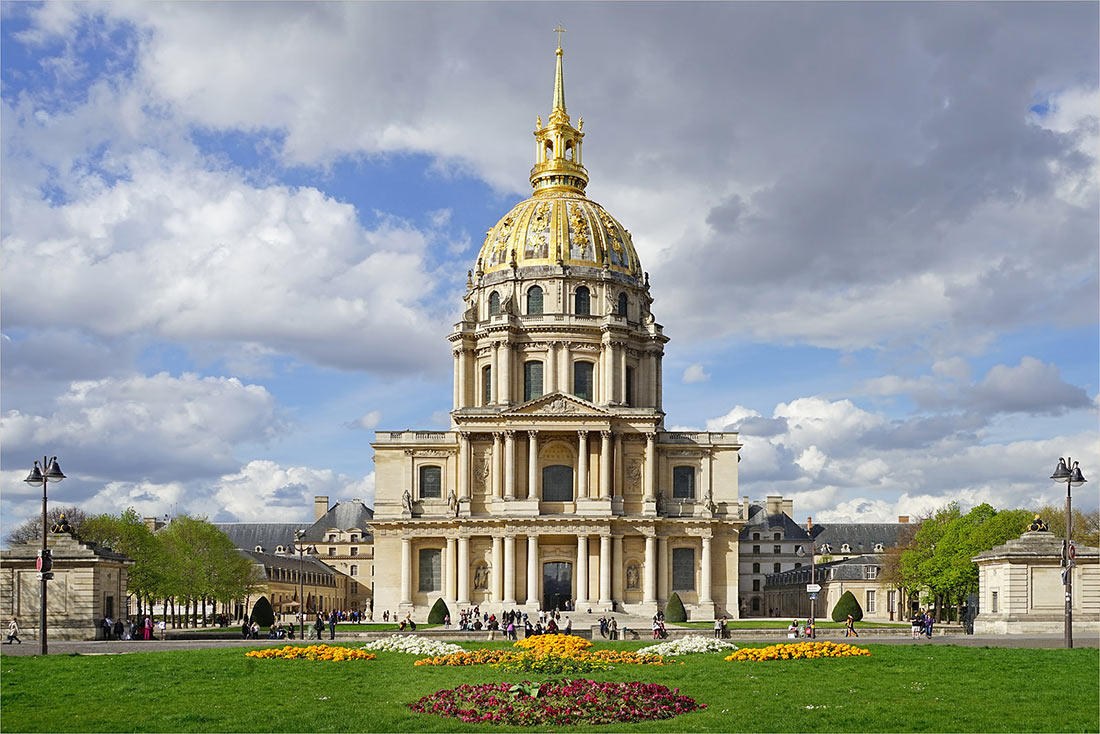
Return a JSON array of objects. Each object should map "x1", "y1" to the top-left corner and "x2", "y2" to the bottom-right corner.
[{"x1": 2, "y1": 2, "x2": 1097, "y2": 542}]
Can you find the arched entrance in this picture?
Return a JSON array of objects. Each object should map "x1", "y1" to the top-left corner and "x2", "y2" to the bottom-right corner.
[{"x1": 543, "y1": 561, "x2": 572, "y2": 610}]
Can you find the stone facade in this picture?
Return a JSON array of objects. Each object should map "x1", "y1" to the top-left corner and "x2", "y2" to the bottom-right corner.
[
  {"x1": 763, "y1": 556, "x2": 914, "y2": 622},
  {"x1": 972, "y1": 529, "x2": 1100, "y2": 635},
  {"x1": 1, "y1": 532, "x2": 132, "y2": 641}
]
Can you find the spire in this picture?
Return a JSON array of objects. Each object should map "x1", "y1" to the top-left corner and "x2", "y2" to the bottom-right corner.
[{"x1": 530, "y1": 32, "x2": 588, "y2": 196}]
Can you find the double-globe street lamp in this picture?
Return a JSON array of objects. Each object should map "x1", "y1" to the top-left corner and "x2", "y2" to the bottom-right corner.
[
  {"x1": 23, "y1": 456, "x2": 66, "y2": 655},
  {"x1": 1049, "y1": 457, "x2": 1086, "y2": 649}
]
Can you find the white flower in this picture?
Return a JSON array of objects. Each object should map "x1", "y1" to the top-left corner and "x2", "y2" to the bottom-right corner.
[
  {"x1": 360, "y1": 634, "x2": 463, "y2": 656},
  {"x1": 637, "y1": 635, "x2": 739, "y2": 656}
]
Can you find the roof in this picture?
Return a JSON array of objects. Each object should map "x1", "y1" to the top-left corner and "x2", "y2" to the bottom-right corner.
[
  {"x1": 300, "y1": 500, "x2": 374, "y2": 543},
  {"x1": 240, "y1": 549, "x2": 338, "y2": 575},
  {"x1": 213, "y1": 523, "x2": 303, "y2": 553},
  {"x1": 810, "y1": 523, "x2": 913, "y2": 553},
  {"x1": 739, "y1": 508, "x2": 811, "y2": 541},
  {"x1": 764, "y1": 555, "x2": 883, "y2": 589}
]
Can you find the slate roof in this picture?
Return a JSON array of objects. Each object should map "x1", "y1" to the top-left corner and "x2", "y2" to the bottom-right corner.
[
  {"x1": 810, "y1": 523, "x2": 913, "y2": 553},
  {"x1": 240, "y1": 548, "x2": 337, "y2": 575},
  {"x1": 764, "y1": 555, "x2": 881, "y2": 589},
  {"x1": 739, "y1": 506, "x2": 811, "y2": 540},
  {"x1": 213, "y1": 523, "x2": 303, "y2": 553},
  {"x1": 300, "y1": 500, "x2": 374, "y2": 543}
]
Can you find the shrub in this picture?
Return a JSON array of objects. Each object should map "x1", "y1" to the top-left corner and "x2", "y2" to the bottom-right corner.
[
  {"x1": 664, "y1": 592, "x2": 687, "y2": 622},
  {"x1": 427, "y1": 598, "x2": 450, "y2": 624},
  {"x1": 831, "y1": 590, "x2": 863, "y2": 623},
  {"x1": 250, "y1": 596, "x2": 275, "y2": 627}
]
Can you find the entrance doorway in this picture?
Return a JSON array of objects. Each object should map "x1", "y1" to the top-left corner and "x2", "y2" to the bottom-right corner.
[{"x1": 543, "y1": 562, "x2": 572, "y2": 610}]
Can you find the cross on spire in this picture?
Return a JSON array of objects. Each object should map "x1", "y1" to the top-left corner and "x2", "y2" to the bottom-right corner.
[{"x1": 553, "y1": 23, "x2": 566, "y2": 49}]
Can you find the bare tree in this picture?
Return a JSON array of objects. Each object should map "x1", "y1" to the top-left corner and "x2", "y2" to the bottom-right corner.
[{"x1": 4, "y1": 506, "x2": 90, "y2": 546}]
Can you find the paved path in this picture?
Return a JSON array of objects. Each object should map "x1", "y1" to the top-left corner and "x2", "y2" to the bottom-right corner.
[{"x1": 1, "y1": 632, "x2": 1095, "y2": 656}]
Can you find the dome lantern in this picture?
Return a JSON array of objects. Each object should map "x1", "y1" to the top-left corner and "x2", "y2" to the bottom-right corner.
[{"x1": 530, "y1": 36, "x2": 588, "y2": 196}]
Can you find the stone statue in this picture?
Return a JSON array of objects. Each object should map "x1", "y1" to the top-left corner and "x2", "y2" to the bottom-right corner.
[
  {"x1": 448, "y1": 491, "x2": 459, "y2": 518},
  {"x1": 626, "y1": 564, "x2": 640, "y2": 590},
  {"x1": 473, "y1": 563, "x2": 489, "y2": 590},
  {"x1": 1027, "y1": 515, "x2": 1049, "y2": 532},
  {"x1": 655, "y1": 490, "x2": 665, "y2": 514},
  {"x1": 401, "y1": 490, "x2": 413, "y2": 514}
]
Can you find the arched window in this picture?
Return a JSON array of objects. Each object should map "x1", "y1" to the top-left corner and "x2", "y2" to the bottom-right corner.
[
  {"x1": 573, "y1": 361, "x2": 594, "y2": 402},
  {"x1": 545, "y1": 141, "x2": 554, "y2": 160},
  {"x1": 488, "y1": 291, "x2": 500, "y2": 316},
  {"x1": 524, "y1": 361, "x2": 544, "y2": 402},
  {"x1": 419, "y1": 465, "x2": 442, "y2": 499},
  {"x1": 574, "y1": 286, "x2": 590, "y2": 315},
  {"x1": 752, "y1": 562, "x2": 760, "y2": 574},
  {"x1": 774, "y1": 532, "x2": 782, "y2": 540},
  {"x1": 672, "y1": 466, "x2": 695, "y2": 499},
  {"x1": 617, "y1": 292, "x2": 628, "y2": 317},
  {"x1": 527, "y1": 285, "x2": 543, "y2": 315},
  {"x1": 565, "y1": 142, "x2": 574, "y2": 161},
  {"x1": 542, "y1": 465, "x2": 573, "y2": 502},
  {"x1": 482, "y1": 365, "x2": 492, "y2": 405},
  {"x1": 753, "y1": 533, "x2": 760, "y2": 541}
]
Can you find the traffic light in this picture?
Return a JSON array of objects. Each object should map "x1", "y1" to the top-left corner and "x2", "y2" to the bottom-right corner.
[{"x1": 36, "y1": 549, "x2": 52, "y2": 573}]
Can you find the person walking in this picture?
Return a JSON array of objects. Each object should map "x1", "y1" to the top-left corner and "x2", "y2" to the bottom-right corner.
[
  {"x1": 328, "y1": 610, "x2": 338, "y2": 640},
  {"x1": 715, "y1": 617, "x2": 725, "y2": 639},
  {"x1": 924, "y1": 611, "x2": 934, "y2": 639},
  {"x1": 608, "y1": 617, "x2": 618, "y2": 641},
  {"x1": 845, "y1": 614, "x2": 858, "y2": 637},
  {"x1": 6, "y1": 617, "x2": 21, "y2": 644}
]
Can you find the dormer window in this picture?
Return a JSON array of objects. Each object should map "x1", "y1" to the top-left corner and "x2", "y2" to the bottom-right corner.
[
  {"x1": 841, "y1": 543, "x2": 851, "y2": 553},
  {"x1": 275, "y1": 545, "x2": 284, "y2": 554},
  {"x1": 820, "y1": 544, "x2": 830, "y2": 554},
  {"x1": 255, "y1": 545, "x2": 263, "y2": 553},
  {"x1": 874, "y1": 543, "x2": 884, "y2": 552}
]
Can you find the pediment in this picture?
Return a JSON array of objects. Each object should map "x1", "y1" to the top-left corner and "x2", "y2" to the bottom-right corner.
[{"x1": 506, "y1": 392, "x2": 611, "y2": 417}]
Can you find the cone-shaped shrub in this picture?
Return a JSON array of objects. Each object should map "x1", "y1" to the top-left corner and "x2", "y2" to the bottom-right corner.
[
  {"x1": 250, "y1": 596, "x2": 275, "y2": 627},
  {"x1": 664, "y1": 592, "x2": 687, "y2": 622},
  {"x1": 427, "y1": 597, "x2": 450, "y2": 624},
  {"x1": 831, "y1": 590, "x2": 863, "y2": 623}
]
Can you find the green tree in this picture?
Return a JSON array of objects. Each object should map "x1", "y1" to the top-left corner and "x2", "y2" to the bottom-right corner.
[
  {"x1": 251, "y1": 596, "x2": 275, "y2": 627},
  {"x1": 1031, "y1": 505, "x2": 1100, "y2": 547},
  {"x1": 831, "y1": 590, "x2": 863, "y2": 623},
  {"x1": 664, "y1": 592, "x2": 687, "y2": 622},
  {"x1": 427, "y1": 598, "x2": 450, "y2": 624},
  {"x1": 80, "y1": 508, "x2": 167, "y2": 618}
]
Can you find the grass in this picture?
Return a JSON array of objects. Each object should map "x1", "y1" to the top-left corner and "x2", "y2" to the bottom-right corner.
[
  {"x1": 2, "y1": 641, "x2": 1096, "y2": 732},
  {"x1": 675, "y1": 620, "x2": 909, "y2": 629}
]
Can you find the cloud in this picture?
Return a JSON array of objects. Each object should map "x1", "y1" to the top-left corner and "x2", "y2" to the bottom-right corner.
[
  {"x1": 682, "y1": 363, "x2": 710, "y2": 384},
  {"x1": 969, "y1": 357, "x2": 1091, "y2": 415},
  {"x1": 348, "y1": 410, "x2": 382, "y2": 431}
]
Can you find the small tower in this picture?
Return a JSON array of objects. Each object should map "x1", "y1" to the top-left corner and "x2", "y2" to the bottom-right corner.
[{"x1": 530, "y1": 40, "x2": 588, "y2": 196}]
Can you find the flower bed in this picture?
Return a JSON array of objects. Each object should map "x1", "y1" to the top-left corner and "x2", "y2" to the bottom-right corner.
[
  {"x1": 725, "y1": 641, "x2": 870, "y2": 661},
  {"x1": 414, "y1": 649, "x2": 515, "y2": 666},
  {"x1": 494, "y1": 651, "x2": 611, "y2": 674},
  {"x1": 414, "y1": 636, "x2": 675, "y2": 672},
  {"x1": 408, "y1": 679, "x2": 704, "y2": 726},
  {"x1": 513, "y1": 634, "x2": 592, "y2": 653},
  {"x1": 362, "y1": 635, "x2": 463, "y2": 656},
  {"x1": 638, "y1": 635, "x2": 739, "y2": 656},
  {"x1": 245, "y1": 644, "x2": 376, "y2": 661}
]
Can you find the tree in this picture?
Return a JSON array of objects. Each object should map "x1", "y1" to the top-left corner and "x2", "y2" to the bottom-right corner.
[
  {"x1": 251, "y1": 596, "x2": 275, "y2": 627},
  {"x1": 427, "y1": 598, "x2": 450, "y2": 624},
  {"x1": 664, "y1": 592, "x2": 687, "y2": 622},
  {"x1": 1031, "y1": 505, "x2": 1100, "y2": 547},
  {"x1": 831, "y1": 590, "x2": 863, "y2": 623},
  {"x1": 80, "y1": 508, "x2": 167, "y2": 617},
  {"x1": 4, "y1": 505, "x2": 90, "y2": 546}
]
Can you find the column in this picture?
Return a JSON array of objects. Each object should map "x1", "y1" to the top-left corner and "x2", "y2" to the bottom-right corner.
[
  {"x1": 526, "y1": 535, "x2": 539, "y2": 605},
  {"x1": 599, "y1": 431, "x2": 612, "y2": 500},
  {"x1": 643, "y1": 535, "x2": 657, "y2": 604},
  {"x1": 618, "y1": 345, "x2": 628, "y2": 404},
  {"x1": 614, "y1": 433, "x2": 623, "y2": 498},
  {"x1": 445, "y1": 537, "x2": 457, "y2": 601},
  {"x1": 655, "y1": 352, "x2": 663, "y2": 412},
  {"x1": 400, "y1": 538, "x2": 412, "y2": 605},
  {"x1": 576, "y1": 431, "x2": 589, "y2": 499},
  {"x1": 601, "y1": 341, "x2": 612, "y2": 403},
  {"x1": 453, "y1": 348, "x2": 462, "y2": 409},
  {"x1": 504, "y1": 430, "x2": 516, "y2": 499},
  {"x1": 491, "y1": 432, "x2": 503, "y2": 499},
  {"x1": 503, "y1": 536, "x2": 517, "y2": 605},
  {"x1": 657, "y1": 536, "x2": 669, "y2": 602},
  {"x1": 608, "y1": 342, "x2": 619, "y2": 403},
  {"x1": 647, "y1": 352, "x2": 658, "y2": 407},
  {"x1": 644, "y1": 433, "x2": 657, "y2": 502},
  {"x1": 492, "y1": 536, "x2": 503, "y2": 603},
  {"x1": 457, "y1": 536, "x2": 471, "y2": 605},
  {"x1": 612, "y1": 535, "x2": 624, "y2": 605},
  {"x1": 490, "y1": 343, "x2": 499, "y2": 404},
  {"x1": 546, "y1": 342, "x2": 557, "y2": 393},
  {"x1": 499, "y1": 341, "x2": 512, "y2": 404},
  {"x1": 599, "y1": 535, "x2": 612, "y2": 606},
  {"x1": 458, "y1": 432, "x2": 471, "y2": 501},
  {"x1": 527, "y1": 431, "x2": 539, "y2": 500},
  {"x1": 560, "y1": 343, "x2": 571, "y2": 394},
  {"x1": 700, "y1": 535, "x2": 714, "y2": 604},
  {"x1": 576, "y1": 535, "x2": 589, "y2": 606}
]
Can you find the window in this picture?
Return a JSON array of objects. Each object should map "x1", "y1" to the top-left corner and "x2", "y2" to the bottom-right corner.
[
  {"x1": 488, "y1": 291, "x2": 500, "y2": 315},
  {"x1": 542, "y1": 465, "x2": 573, "y2": 501},
  {"x1": 527, "y1": 286, "x2": 543, "y2": 315},
  {"x1": 863, "y1": 566, "x2": 878, "y2": 580},
  {"x1": 866, "y1": 590, "x2": 876, "y2": 614},
  {"x1": 820, "y1": 543, "x2": 831, "y2": 554},
  {"x1": 667, "y1": 467, "x2": 693, "y2": 500},
  {"x1": 794, "y1": 544, "x2": 803, "y2": 553},
  {"x1": 350, "y1": 547, "x2": 359, "y2": 556},
  {"x1": 625, "y1": 366, "x2": 634, "y2": 407},
  {"x1": 420, "y1": 465, "x2": 442, "y2": 499},
  {"x1": 276, "y1": 545, "x2": 284, "y2": 554},
  {"x1": 794, "y1": 563, "x2": 802, "y2": 569},
  {"x1": 874, "y1": 543, "x2": 884, "y2": 552},
  {"x1": 524, "y1": 361, "x2": 544, "y2": 401},
  {"x1": 752, "y1": 562, "x2": 760, "y2": 574},
  {"x1": 350, "y1": 535, "x2": 358, "y2": 543},
  {"x1": 483, "y1": 365, "x2": 492, "y2": 405},
  {"x1": 752, "y1": 597, "x2": 761, "y2": 612},
  {"x1": 351, "y1": 581, "x2": 358, "y2": 594},
  {"x1": 328, "y1": 548, "x2": 336, "y2": 556},
  {"x1": 752, "y1": 533, "x2": 760, "y2": 541},
  {"x1": 672, "y1": 548, "x2": 695, "y2": 591},
  {"x1": 773, "y1": 563, "x2": 781, "y2": 573},
  {"x1": 328, "y1": 535, "x2": 336, "y2": 542},
  {"x1": 574, "y1": 286, "x2": 590, "y2": 315},
  {"x1": 841, "y1": 543, "x2": 851, "y2": 553},
  {"x1": 573, "y1": 361, "x2": 594, "y2": 401},
  {"x1": 255, "y1": 545, "x2": 264, "y2": 553},
  {"x1": 774, "y1": 533, "x2": 781, "y2": 540},
  {"x1": 773, "y1": 545, "x2": 781, "y2": 554},
  {"x1": 418, "y1": 548, "x2": 442, "y2": 592},
  {"x1": 617, "y1": 292, "x2": 628, "y2": 316},
  {"x1": 752, "y1": 545, "x2": 760, "y2": 554},
  {"x1": 991, "y1": 591, "x2": 999, "y2": 613},
  {"x1": 350, "y1": 565, "x2": 358, "y2": 576},
  {"x1": 887, "y1": 590, "x2": 896, "y2": 613},
  {"x1": 752, "y1": 579, "x2": 760, "y2": 592}
]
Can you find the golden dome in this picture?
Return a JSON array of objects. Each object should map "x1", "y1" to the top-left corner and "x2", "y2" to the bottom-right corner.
[{"x1": 477, "y1": 193, "x2": 642, "y2": 278}]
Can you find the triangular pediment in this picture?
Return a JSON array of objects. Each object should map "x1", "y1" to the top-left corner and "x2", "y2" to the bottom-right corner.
[{"x1": 506, "y1": 392, "x2": 611, "y2": 417}]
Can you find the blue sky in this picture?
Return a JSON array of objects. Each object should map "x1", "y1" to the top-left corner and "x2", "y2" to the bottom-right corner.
[{"x1": 2, "y1": 2, "x2": 1097, "y2": 540}]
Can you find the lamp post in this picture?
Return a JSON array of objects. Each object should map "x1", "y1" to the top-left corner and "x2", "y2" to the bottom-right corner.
[
  {"x1": 1050, "y1": 457, "x2": 1086, "y2": 649},
  {"x1": 294, "y1": 529, "x2": 316, "y2": 640},
  {"x1": 23, "y1": 456, "x2": 66, "y2": 655},
  {"x1": 807, "y1": 517, "x2": 816, "y2": 638}
]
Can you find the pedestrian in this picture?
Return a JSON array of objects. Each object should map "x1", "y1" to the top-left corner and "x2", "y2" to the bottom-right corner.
[
  {"x1": 5, "y1": 617, "x2": 21, "y2": 644},
  {"x1": 924, "y1": 611, "x2": 934, "y2": 639},
  {"x1": 564, "y1": 617, "x2": 572, "y2": 635},
  {"x1": 715, "y1": 617, "x2": 725, "y2": 639},
  {"x1": 329, "y1": 610, "x2": 338, "y2": 640},
  {"x1": 102, "y1": 615, "x2": 113, "y2": 640},
  {"x1": 911, "y1": 610, "x2": 923, "y2": 639},
  {"x1": 113, "y1": 617, "x2": 125, "y2": 641},
  {"x1": 845, "y1": 614, "x2": 858, "y2": 637},
  {"x1": 143, "y1": 615, "x2": 153, "y2": 640},
  {"x1": 608, "y1": 617, "x2": 618, "y2": 640}
]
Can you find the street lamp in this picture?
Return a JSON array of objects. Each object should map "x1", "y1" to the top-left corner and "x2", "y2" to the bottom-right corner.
[
  {"x1": 294, "y1": 529, "x2": 316, "y2": 640},
  {"x1": 1050, "y1": 457, "x2": 1086, "y2": 649},
  {"x1": 807, "y1": 517, "x2": 816, "y2": 638},
  {"x1": 23, "y1": 456, "x2": 66, "y2": 655}
]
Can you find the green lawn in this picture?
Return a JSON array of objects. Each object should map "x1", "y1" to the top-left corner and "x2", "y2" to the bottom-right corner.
[
  {"x1": 675, "y1": 620, "x2": 909, "y2": 629},
  {"x1": 2, "y1": 641, "x2": 1096, "y2": 732}
]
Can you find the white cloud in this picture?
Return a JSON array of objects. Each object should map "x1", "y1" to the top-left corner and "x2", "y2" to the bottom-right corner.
[
  {"x1": 682, "y1": 363, "x2": 710, "y2": 384},
  {"x1": 352, "y1": 410, "x2": 382, "y2": 431},
  {"x1": 212, "y1": 460, "x2": 374, "y2": 522}
]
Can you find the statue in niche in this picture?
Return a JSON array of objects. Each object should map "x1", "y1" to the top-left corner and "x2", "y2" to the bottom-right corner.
[
  {"x1": 655, "y1": 490, "x2": 665, "y2": 514},
  {"x1": 401, "y1": 490, "x2": 413, "y2": 514},
  {"x1": 473, "y1": 458, "x2": 491, "y2": 490},
  {"x1": 448, "y1": 491, "x2": 459, "y2": 517},
  {"x1": 473, "y1": 563, "x2": 490, "y2": 591},
  {"x1": 704, "y1": 488, "x2": 718, "y2": 513},
  {"x1": 626, "y1": 564, "x2": 640, "y2": 590},
  {"x1": 626, "y1": 460, "x2": 643, "y2": 492}
]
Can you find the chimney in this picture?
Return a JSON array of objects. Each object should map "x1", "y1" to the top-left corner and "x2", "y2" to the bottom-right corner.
[
  {"x1": 314, "y1": 496, "x2": 330, "y2": 521},
  {"x1": 898, "y1": 515, "x2": 909, "y2": 524},
  {"x1": 766, "y1": 495, "x2": 782, "y2": 515},
  {"x1": 781, "y1": 498, "x2": 793, "y2": 516}
]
